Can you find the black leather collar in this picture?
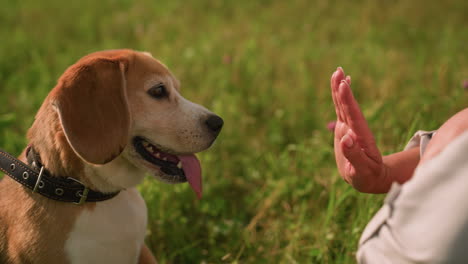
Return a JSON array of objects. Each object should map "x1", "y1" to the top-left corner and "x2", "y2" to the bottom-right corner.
[{"x1": 0, "y1": 147, "x2": 119, "y2": 205}]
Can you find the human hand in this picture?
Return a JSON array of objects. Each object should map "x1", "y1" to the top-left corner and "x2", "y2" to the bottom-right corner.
[{"x1": 331, "y1": 67, "x2": 385, "y2": 192}]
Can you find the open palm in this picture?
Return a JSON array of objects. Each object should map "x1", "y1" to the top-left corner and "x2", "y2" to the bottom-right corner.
[{"x1": 331, "y1": 68, "x2": 384, "y2": 192}]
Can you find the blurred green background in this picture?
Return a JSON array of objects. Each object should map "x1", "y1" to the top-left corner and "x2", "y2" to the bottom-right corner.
[{"x1": 0, "y1": 0, "x2": 467, "y2": 263}]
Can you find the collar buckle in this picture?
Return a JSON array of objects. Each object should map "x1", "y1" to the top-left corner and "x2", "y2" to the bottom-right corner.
[
  {"x1": 32, "y1": 166, "x2": 45, "y2": 192},
  {"x1": 67, "y1": 177, "x2": 90, "y2": 205}
]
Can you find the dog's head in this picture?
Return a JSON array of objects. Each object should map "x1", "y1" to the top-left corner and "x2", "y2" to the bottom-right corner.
[{"x1": 50, "y1": 50, "x2": 223, "y2": 197}]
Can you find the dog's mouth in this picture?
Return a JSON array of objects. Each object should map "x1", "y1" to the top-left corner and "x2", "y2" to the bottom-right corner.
[{"x1": 133, "y1": 136, "x2": 202, "y2": 198}]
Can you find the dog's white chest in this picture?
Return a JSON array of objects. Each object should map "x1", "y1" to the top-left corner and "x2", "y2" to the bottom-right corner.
[{"x1": 65, "y1": 188, "x2": 147, "y2": 264}]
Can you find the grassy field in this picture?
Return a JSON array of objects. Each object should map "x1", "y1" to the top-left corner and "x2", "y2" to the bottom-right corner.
[{"x1": 0, "y1": 0, "x2": 467, "y2": 263}]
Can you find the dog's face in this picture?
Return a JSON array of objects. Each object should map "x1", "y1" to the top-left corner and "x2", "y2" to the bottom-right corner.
[
  {"x1": 123, "y1": 52, "x2": 223, "y2": 189},
  {"x1": 51, "y1": 50, "x2": 222, "y2": 196}
]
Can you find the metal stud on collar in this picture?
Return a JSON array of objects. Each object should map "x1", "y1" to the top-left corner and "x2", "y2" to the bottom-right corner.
[{"x1": 55, "y1": 188, "x2": 64, "y2": 196}]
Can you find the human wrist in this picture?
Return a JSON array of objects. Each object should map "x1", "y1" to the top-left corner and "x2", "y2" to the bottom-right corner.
[{"x1": 360, "y1": 163, "x2": 390, "y2": 194}]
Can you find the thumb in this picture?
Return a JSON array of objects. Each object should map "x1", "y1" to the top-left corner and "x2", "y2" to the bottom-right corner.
[{"x1": 340, "y1": 131, "x2": 371, "y2": 168}]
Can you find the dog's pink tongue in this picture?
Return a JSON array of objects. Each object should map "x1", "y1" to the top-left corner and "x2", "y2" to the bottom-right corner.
[{"x1": 179, "y1": 155, "x2": 202, "y2": 199}]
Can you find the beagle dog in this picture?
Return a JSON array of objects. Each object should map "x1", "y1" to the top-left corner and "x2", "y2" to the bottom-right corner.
[{"x1": 0, "y1": 49, "x2": 223, "y2": 263}]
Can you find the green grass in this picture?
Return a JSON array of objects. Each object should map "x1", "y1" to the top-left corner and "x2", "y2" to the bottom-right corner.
[{"x1": 1, "y1": 0, "x2": 467, "y2": 263}]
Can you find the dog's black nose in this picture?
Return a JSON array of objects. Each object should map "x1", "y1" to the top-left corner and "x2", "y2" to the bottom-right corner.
[{"x1": 205, "y1": 115, "x2": 224, "y2": 133}]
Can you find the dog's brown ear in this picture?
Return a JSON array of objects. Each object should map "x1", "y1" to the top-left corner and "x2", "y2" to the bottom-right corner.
[{"x1": 52, "y1": 57, "x2": 131, "y2": 165}]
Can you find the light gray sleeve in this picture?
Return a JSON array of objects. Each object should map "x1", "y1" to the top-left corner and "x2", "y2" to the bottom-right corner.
[
  {"x1": 403, "y1": 130, "x2": 437, "y2": 156},
  {"x1": 357, "y1": 131, "x2": 468, "y2": 264}
]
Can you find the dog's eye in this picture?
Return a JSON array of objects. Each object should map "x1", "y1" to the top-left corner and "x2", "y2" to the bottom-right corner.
[{"x1": 147, "y1": 84, "x2": 168, "y2": 99}]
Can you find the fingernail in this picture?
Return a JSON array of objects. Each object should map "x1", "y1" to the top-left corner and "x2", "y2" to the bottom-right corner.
[
  {"x1": 337, "y1": 66, "x2": 343, "y2": 71},
  {"x1": 343, "y1": 134, "x2": 354, "y2": 148}
]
